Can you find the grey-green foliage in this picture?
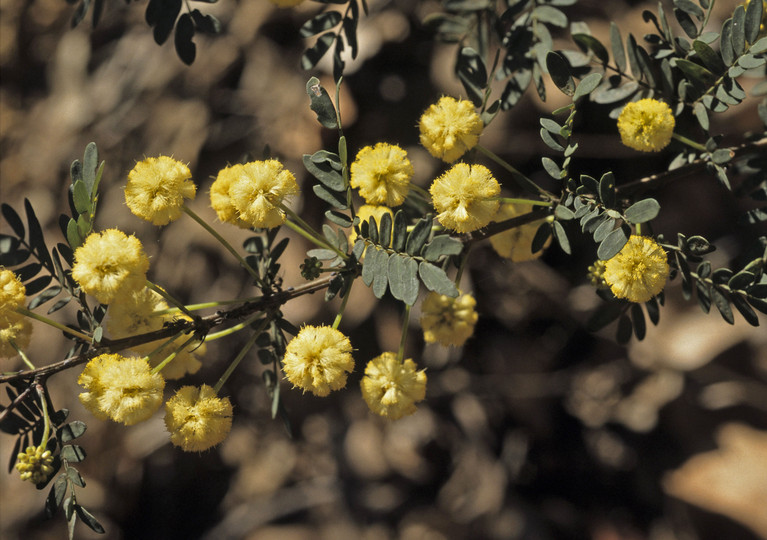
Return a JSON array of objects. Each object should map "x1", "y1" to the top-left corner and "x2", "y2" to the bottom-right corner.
[
  {"x1": 356, "y1": 211, "x2": 463, "y2": 305},
  {"x1": 300, "y1": 0, "x2": 369, "y2": 80}
]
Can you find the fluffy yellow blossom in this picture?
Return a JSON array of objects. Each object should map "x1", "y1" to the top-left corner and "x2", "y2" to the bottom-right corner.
[
  {"x1": 268, "y1": 0, "x2": 304, "y2": 7},
  {"x1": 350, "y1": 205, "x2": 394, "y2": 246},
  {"x1": 1, "y1": 317, "x2": 32, "y2": 358},
  {"x1": 419, "y1": 96, "x2": 483, "y2": 163},
  {"x1": 603, "y1": 236, "x2": 670, "y2": 303},
  {"x1": 71, "y1": 229, "x2": 149, "y2": 305},
  {"x1": 350, "y1": 143, "x2": 413, "y2": 206},
  {"x1": 283, "y1": 325, "x2": 354, "y2": 396},
  {"x1": 430, "y1": 163, "x2": 500, "y2": 233},
  {"x1": 617, "y1": 99, "x2": 675, "y2": 152},
  {"x1": 78, "y1": 354, "x2": 165, "y2": 425},
  {"x1": 420, "y1": 291, "x2": 478, "y2": 347},
  {"x1": 106, "y1": 288, "x2": 203, "y2": 379},
  {"x1": 210, "y1": 164, "x2": 252, "y2": 228},
  {"x1": 125, "y1": 156, "x2": 196, "y2": 225},
  {"x1": 226, "y1": 160, "x2": 299, "y2": 229},
  {"x1": 15, "y1": 446, "x2": 54, "y2": 484},
  {"x1": 489, "y1": 203, "x2": 551, "y2": 261},
  {"x1": 164, "y1": 385, "x2": 233, "y2": 452},
  {"x1": 360, "y1": 352, "x2": 427, "y2": 420},
  {"x1": 0, "y1": 268, "x2": 29, "y2": 357},
  {"x1": 1, "y1": 268, "x2": 26, "y2": 313}
]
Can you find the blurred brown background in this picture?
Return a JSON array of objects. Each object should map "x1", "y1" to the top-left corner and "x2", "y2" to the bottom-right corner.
[{"x1": 1, "y1": 0, "x2": 766, "y2": 539}]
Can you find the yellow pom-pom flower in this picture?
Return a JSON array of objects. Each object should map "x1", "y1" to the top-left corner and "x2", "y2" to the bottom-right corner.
[
  {"x1": 617, "y1": 99, "x2": 675, "y2": 152},
  {"x1": 360, "y1": 352, "x2": 427, "y2": 420},
  {"x1": 125, "y1": 156, "x2": 196, "y2": 226},
  {"x1": 489, "y1": 203, "x2": 551, "y2": 261},
  {"x1": 106, "y1": 288, "x2": 203, "y2": 379},
  {"x1": 282, "y1": 325, "x2": 354, "y2": 396},
  {"x1": 350, "y1": 143, "x2": 413, "y2": 206},
  {"x1": 430, "y1": 163, "x2": 500, "y2": 233},
  {"x1": 603, "y1": 236, "x2": 670, "y2": 303},
  {"x1": 1, "y1": 268, "x2": 26, "y2": 313},
  {"x1": 71, "y1": 229, "x2": 150, "y2": 305},
  {"x1": 419, "y1": 96, "x2": 483, "y2": 163},
  {"x1": 15, "y1": 445, "x2": 54, "y2": 484},
  {"x1": 0, "y1": 268, "x2": 30, "y2": 357},
  {"x1": 78, "y1": 354, "x2": 165, "y2": 425},
  {"x1": 210, "y1": 164, "x2": 252, "y2": 228},
  {"x1": 420, "y1": 291, "x2": 478, "y2": 347},
  {"x1": 227, "y1": 160, "x2": 300, "y2": 229},
  {"x1": 1, "y1": 317, "x2": 32, "y2": 358},
  {"x1": 349, "y1": 204, "x2": 394, "y2": 246},
  {"x1": 164, "y1": 385, "x2": 233, "y2": 452}
]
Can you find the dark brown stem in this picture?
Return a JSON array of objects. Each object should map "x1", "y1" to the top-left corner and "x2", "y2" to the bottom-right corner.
[{"x1": 0, "y1": 274, "x2": 338, "y2": 385}]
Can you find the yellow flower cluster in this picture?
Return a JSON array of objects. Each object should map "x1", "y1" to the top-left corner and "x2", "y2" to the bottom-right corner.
[
  {"x1": 282, "y1": 325, "x2": 354, "y2": 396},
  {"x1": 489, "y1": 203, "x2": 551, "y2": 261},
  {"x1": 164, "y1": 385, "x2": 233, "y2": 452},
  {"x1": 419, "y1": 96, "x2": 483, "y2": 163},
  {"x1": 71, "y1": 229, "x2": 150, "y2": 305},
  {"x1": 603, "y1": 236, "x2": 670, "y2": 303},
  {"x1": 15, "y1": 445, "x2": 54, "y2": 484},
  {"x1": 210, "y1": 160, "x2": 299, "y2": 229},
  {"x1": 420, "y1": 291, "x2": 478, "y2": 347},
  {"x1": 430, "y1": 163, "x2": 500, "y2": 233},
  {"x1": 125, "y1": 156, "x2": 196, "y2": 226},
  {"x1": 106, "y1": 287, "x2": 203, "y2": 379},
  {"x1": 587, "y1": 260, "x2": 608, "y2": 288},
  {"x1": 78, "y1": 354, "x2": 165, "y2": 425},
  {"x1": 1, "y1": 268, "x2": 32, "y2": 358},
  {"x1": 360, "y1": 352, "x2": 427, "y2": 420},
  {"x1": 617, "y1": 99, "x2": 675, "y2": 152},
  {"x1": 350, "y1": 143, "x2": 413, "y2": 207}
]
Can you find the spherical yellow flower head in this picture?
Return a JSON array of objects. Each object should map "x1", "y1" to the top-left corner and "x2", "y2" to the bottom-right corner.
[
  {"x1": 228, "y1": 160, "x2": 299, "y2": 229},
  {"x1": 78, "y1": 354, "x2": 165, "y2": 425},
  {"x1": 419, "y1": 96, "x2": 483, "y2": 163},
  {"x1": 489, "y1": 203, "x2": 551, "y2": 261},
  {"x1": 350, "y1": 205, "x2": 394, "y2": 246},
  {"x1": 0, "y1": 269, "x2": 29, "y2": 357},
  {"x1": 0, "y1": 316, "x2": 32, "y2": 358},
  {"x1": 360, "y1": 352, "x2": 427, "y2": 420},
  {"x1": 350, "y1": 143, "x2": 413, "y2": 206},
  {"x1": 106, "y1": 288, "x2": 203, "y2": 379},
  {"x1": 430, "y1": 163, "x2": 500, "y2": 233},
  {"x1": 15, "y1": 446, "x2": 54, "y2": 484},
  {"x1": 603, "y1": 236, "x2": 670, "y2": 303},
  {"x1": 1, "y1": 268, "x2": 26, "y2": 314},
  {"x1": 125, "y1": 156, "x2": 196, "y2": 226},
  {"x1": 282, "y1": 325, "x2": 354, "y2": 396},
  {"x1": 71, "y1": 229, "x2": 149, "y2": 305},
  {"x1": 617, "y1": 99, "x2": 675, "y2": 152},
  {"x1": 420, "y1": 291, "x2": 478, "y2": 347},
  {"x1": 164, "y1": 385, "x2": 233, "y2": 452},
  {"x1": 210, "y1": 164, "x2": 252, "y2": 228}
]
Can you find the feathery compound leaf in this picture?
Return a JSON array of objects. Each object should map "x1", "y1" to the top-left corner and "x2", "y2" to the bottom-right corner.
[{"x1": 300, "y1": 11, "x2": 342, "y2": 37}]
